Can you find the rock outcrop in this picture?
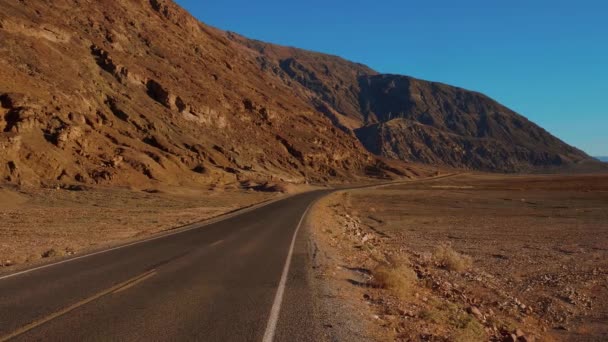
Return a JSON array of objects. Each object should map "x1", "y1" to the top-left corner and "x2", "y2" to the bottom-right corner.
[{"x1": 0, "y1": 0, "x2": 407, "y2": 188}]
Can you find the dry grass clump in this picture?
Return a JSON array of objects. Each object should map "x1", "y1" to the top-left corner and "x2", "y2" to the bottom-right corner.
[
  {"x1": 433, "y1": 244, "x2": 472, "y2": 272},
  {"x1": 420, "y1": 300, "x2": 486, "y2": 342},
  {"x1": 371, "y1": 263, "x2": 418, "y2": 298}
]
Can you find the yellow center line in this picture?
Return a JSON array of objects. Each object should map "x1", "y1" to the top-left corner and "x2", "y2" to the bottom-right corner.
[
  {"x1": 209, "y1": 239, "x2": 224, "y2": 247},
  {"x1": 112, "y1": 271, "x2": 157, "y2": 294},
  {"x1": 0, "y1": 269, "x2": 157, "y2": 342}
]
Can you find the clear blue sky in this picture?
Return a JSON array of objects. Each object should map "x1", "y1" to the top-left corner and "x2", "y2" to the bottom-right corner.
[{"x1": 175, "y1": 0, "x2": 607, "y2": 156}]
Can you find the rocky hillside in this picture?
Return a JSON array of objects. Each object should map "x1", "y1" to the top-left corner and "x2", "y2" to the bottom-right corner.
[
  {"x1": 232, "y1": 39, "x2": 595, "y2": 172},
  {"x1": 353, "y1": 75, "x2": 591, "y2": 171},
  {"x1": 0, "y1": 0, "x2": 597, "y2": 190},
  {"x1": 0, "y1": 0, "x2": 412, "y2": 188}
]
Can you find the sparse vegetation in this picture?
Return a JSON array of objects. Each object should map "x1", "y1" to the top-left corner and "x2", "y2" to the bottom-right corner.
[
  {"x1": 371, "y1": 263, "x2": 418, "y2": 298},
  {"x1": 312, "y1": 174, "x2": 608, "y2": 341},
  {"x1": 420, "y1": 300, "x2": 486, "y2": 342},
  {"x1": 433, "y1": 244, "x2": 472, "y2": 272},
  {"x1": 453, "y1": 318, "x2": 486, "y2": 342}
]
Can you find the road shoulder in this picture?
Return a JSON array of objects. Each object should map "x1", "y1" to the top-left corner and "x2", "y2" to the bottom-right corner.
[{"x1": 306, "y1": 192, "x2": 388, "y2": 341}]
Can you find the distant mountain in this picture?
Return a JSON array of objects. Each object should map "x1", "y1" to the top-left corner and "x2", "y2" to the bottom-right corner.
[
  {"x1": 234, "y1": 35, "x2": 596, "y2": 172},
  {"x1": 596, "y1": 157, "x2": 608, "y2": 162}
]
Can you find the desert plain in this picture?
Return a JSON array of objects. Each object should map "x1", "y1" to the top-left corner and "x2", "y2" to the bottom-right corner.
[
  {"x1": 0, "y1": 183, "x2": 278, "y2": 271},
  {"x1": 309, "y1": 173, "x2": 608, "y2": 341}
]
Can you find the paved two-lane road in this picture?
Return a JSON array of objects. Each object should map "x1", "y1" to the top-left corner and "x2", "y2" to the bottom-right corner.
[{"x1": 0, "y1": 190, "x2": 331, "y2": 341}]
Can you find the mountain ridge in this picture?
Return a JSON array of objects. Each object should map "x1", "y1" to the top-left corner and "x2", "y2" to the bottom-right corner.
[
  {"x1": 0, "y1": 0, "x2": 601, "y2": 189},
  {"x1": 227, "y1": 33, "x2": 595, "y2": 172}
]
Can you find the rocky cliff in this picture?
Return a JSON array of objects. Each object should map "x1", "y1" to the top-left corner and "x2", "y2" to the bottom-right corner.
[{"x1": 0, "y1": 0, "x2": 399, "y2": 188}]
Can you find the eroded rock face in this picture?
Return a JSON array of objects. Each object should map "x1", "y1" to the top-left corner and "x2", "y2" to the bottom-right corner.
[
  {"x1": 146, "y1": 80, "x2": 177, "y2": 110},
  {"x1": 350, "y1": 75, "x2": 590, "y2": 171},
  {"x1": 231, "y1": 37, "x2": 595, "y2": 172},
  {"x1": 0, "y1": 0, "x2": 383, "y2": 187},
  {"x1": 0, "y1": 93, "x2": 44, "y2": 133},
  {"x1": 355, "y1": 119, "x2": 572, "y2": 172}
]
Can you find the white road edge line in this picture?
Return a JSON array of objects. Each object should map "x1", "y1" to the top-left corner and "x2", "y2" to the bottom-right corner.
[
  {"x1": 0, "y1": 194, "x2": 298, "y2": 282},
  {"x1": 262, "y1": 203, "x2": 312, "y2": 342}
]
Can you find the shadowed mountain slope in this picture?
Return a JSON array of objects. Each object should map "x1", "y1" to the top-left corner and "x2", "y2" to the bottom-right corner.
[{"x1": 231, "y1": 36, "x2": 596, "y2": 172}]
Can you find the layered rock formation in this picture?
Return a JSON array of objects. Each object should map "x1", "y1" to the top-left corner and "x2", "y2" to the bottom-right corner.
[{"x1": 0, "y1": 0, "x2": 393, "y2": 187}]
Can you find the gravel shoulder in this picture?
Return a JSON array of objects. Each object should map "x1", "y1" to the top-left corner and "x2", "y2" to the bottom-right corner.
[{"x1": 307, "y1": 194, "x2": 389, "y2": 341}]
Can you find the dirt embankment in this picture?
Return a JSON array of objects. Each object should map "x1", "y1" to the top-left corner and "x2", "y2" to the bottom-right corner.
[{"x1": 308, "y1": 173, "x2": 608, "y2": 341}]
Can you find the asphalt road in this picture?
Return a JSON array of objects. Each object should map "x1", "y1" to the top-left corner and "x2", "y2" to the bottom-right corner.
[{"x1": 0, "y1": 190, "x2": 331, "y2": 342}]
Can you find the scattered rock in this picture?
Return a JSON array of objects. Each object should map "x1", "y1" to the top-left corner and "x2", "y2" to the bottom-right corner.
[
  {"x1": 55, "y1": 125, "x2": 83, "y2": 148},
  {"x1": 111, "y1": 155, "x2": 123, "y2": 168},
  {"x1": 242, "y1": 98, "x2": 255, "y2": 111},
  {"x1": 468, "y1": 306, "x2": 484, "y2": 321},
  {"x1": 41, "y1": 248, "x2": 59, "y2": 258}
]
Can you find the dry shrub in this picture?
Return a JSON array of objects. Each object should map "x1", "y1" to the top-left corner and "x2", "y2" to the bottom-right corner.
[
  {"x1": 419, "y1": 251, "x2": 433, "y2": 267},
  {"x1": 41, "y1": 248, "x2": 60, "y2": 258},
  {"x1": 420, "y1": 300, "x2": 486, "y2": 342},
  {"x1": 371, "y1": 263, "x2": 418, "y2": 298},
  {"x1": 433, "y1": 244, "x2": 472, "y2": 272}
]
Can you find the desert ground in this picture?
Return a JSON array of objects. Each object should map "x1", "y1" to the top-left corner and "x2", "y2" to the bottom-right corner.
[
  {"x1": 309, "y1": 173, "x2": 608, "y2": 341},
  {"x1": 0, "y1": 183, "x2": 285, "y2": 272},
  {"x1": 2, "y1": 172, "x2": 606, "y2": 341}
]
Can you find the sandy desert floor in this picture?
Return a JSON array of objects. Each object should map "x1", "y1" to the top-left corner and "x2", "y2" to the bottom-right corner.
[
  {"x1": 309, "y1": 173, "x2": 608, "y2": 341},
  {"x1": 0, "y1": 184, "x2": 279, "y2": 272}
]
